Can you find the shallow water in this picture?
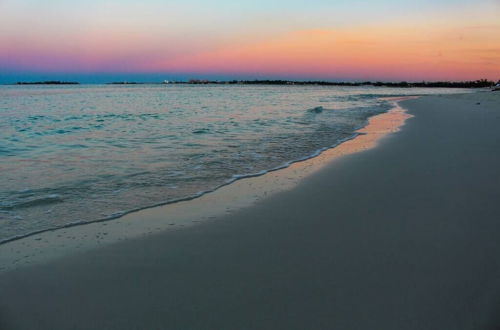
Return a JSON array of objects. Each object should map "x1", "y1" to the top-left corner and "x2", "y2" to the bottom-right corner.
[{"x1": 0, "y1": 84, "x2": 469, "y2": 241}]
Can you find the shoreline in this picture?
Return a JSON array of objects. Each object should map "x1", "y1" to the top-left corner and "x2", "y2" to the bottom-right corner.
[
  {"x1": 1, "y1": 91, "x2": 499, "y2": 329},
  {"x1": 0, "y1": 97, "x2": 415, "y2": 273}
]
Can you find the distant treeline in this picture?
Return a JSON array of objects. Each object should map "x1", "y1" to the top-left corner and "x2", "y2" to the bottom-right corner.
[
  {"x1": 16, "y1": 81, "x2": 80, "y2": 85},
  {"x1": 186, "y1": 79, "x2": 496, "y2": 88},
  {"x1": 10, "y1": 79, "x2": 497, "y2": 88}
]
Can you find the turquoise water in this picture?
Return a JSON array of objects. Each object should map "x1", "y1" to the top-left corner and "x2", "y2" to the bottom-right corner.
[{"x1": 0, "y1": 84, "x2": 468, "y2": 241}]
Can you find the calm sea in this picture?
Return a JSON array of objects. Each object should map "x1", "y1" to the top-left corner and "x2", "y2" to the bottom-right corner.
[{"x1": 0, "y1": 84, "x2": 469, "y2": 242}]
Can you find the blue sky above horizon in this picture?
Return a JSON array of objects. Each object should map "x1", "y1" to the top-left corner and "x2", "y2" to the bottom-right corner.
[{"x1": 1, "y1": 0, "x2": 499, "y2": 83}]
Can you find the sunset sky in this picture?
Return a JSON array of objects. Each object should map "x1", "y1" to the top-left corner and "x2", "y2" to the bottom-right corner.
[{"x1": 1, "y1": 0, "x2": 499, "y2": 83}]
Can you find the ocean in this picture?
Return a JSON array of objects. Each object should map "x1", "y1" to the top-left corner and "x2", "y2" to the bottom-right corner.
[{"x1": 0, "y1": 84, "x2": 469, "y2": 242}]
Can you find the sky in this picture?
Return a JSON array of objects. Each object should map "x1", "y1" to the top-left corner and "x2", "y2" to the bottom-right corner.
[{"x1": 0, "y1": 0, "x2": 499, "y2": 83}]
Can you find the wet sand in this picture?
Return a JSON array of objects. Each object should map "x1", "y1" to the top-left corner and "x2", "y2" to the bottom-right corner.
[
  {"x1": 1, "y1": 92, "x2": 500, "y2": 329},
  {"x1": 0, "y1": 98, "x2": 413, "y2": 274}
]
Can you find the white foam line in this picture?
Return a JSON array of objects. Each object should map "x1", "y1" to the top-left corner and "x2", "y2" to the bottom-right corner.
[{"x1": 0, "y1": 98, "x2": 406, "y2": 247}]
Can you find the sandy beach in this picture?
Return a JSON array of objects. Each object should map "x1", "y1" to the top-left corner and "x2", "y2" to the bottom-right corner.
[{"x1": 1, "y1": 91, "x2": 499, "y2": 329}]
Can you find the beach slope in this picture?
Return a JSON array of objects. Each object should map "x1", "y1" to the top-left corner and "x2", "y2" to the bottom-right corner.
[{"x1": 1, "y1": 92, "x2": 499, "y2": 330}]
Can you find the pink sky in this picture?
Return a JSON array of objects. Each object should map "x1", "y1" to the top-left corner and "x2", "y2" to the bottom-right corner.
[{"x1": 1, "y1": 0, "x2": 499, "y2": 81}]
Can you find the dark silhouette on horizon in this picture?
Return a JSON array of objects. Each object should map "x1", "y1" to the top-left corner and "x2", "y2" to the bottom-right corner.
[
  {"x1": 8, "y1": 79, "x2": 497, "y2": 88},
  {"x1": 184, "y1": 78, "x2": 496, "y2": 88},
  {"x1": 16, "y1": 81, "x2": 80, "y2": 85}
]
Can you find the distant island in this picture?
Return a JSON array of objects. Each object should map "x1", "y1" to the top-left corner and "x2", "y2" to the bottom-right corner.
[
  {"x1": 182, "y1": 79, "x2": 496, "y2": 88},
  {"x1": 9, "y1": 79, "x2": 497, "y2": 88},
  {"x1": 16, "y1": 81, "x2": 80, "y2": 85}
]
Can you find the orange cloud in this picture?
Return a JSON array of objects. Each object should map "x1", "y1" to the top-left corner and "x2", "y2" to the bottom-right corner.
[{"x1": 149, "y1": 23, "x2": 500, "y2": 80}]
